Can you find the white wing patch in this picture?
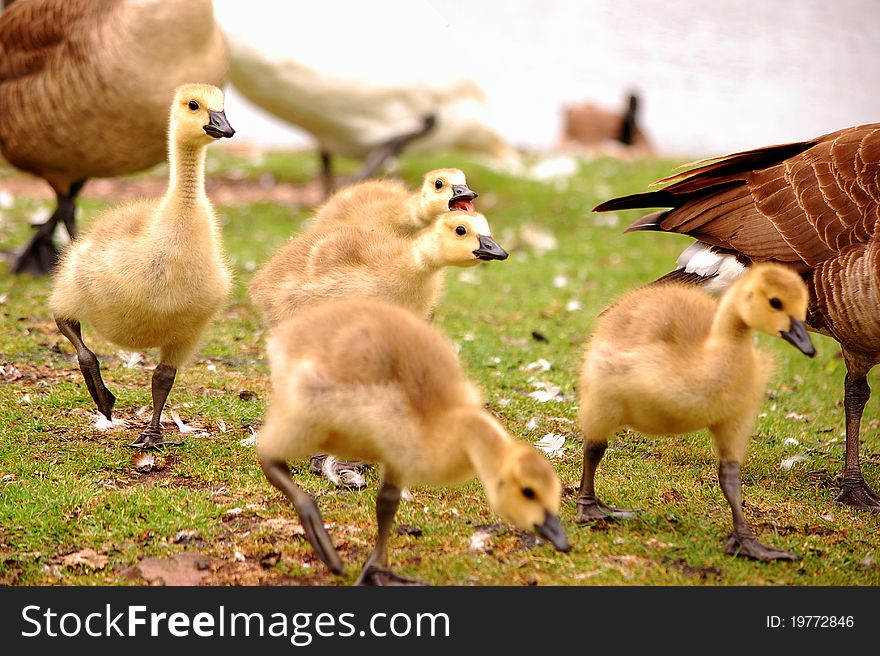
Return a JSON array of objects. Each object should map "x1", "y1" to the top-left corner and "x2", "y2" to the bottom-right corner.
[{"x1": 676, "y1": 242, "x2": 748, "y2": 295}]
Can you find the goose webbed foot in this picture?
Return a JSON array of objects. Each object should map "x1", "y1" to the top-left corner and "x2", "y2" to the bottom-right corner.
[
  {"x1": 355, "y1": 564, "x2": 428, "y2": 586},
  {"x1": 127, "y1": 428, "x2": 182, "y2": 449},
  {"x1": 835, "y1": 475, "x2": 880, "y2": 512},
  {"x1": 11, "y1": 231, "x2": 59, "y2": 276},
  {"x1": 725, "y1": 531, "x2": 800, "y2": 562},
  {"x1": 576, "y1": 496, "x2": 636, "y2": 522}
]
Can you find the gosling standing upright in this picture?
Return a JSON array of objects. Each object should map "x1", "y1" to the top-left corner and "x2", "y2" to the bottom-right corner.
[
  {"x1": 50, "y1": 84, "x2": 235, "y2": 448},
  {"x1": 593, "y1": 124, "x2": 880, "y2": 511},
  {"x1": 258, "y1": 298, "x2": 570, "y2": 585},
  {"x1": 577, "y1": 264, "x2": 815, "y2": 561}
]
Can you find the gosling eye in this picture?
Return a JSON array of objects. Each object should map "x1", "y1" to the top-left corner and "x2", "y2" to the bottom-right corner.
[
  {"x1": 455, "y1": 225, "x2": 467, "y2": 236},
  {"x1": 521, "y1": 487, "x2": 536, "y2": 500},
  {"x1": 434, "y1": 179, "x2": 444, "y2": 190},
  {"x1": 769, "y1": 297, "x2": 783, "y2": 310},
  {"x1": 188, "y1": 100, "x2": 200, "y2": 111}
]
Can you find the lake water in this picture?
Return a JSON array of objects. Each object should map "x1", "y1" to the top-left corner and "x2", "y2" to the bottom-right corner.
[{"x1": 224, "y1": 0, "x2": 880, "y2": 158}]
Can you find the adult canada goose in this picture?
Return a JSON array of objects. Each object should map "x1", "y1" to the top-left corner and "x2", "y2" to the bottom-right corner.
[
  {"x1": 212, "y1": 0, "x2": 519, "y2": 196},
  {"x1": 578, "y1": 264, "x2": 815, "y2": 560},
  {"x1": 249, "y1": 210, "x2": 507, "y2": 328},
  {"x1": 310, "y1": 168, "x2": 478, "y2": 235},
  {"x1": 559, "y1": 91, "x2": 653, "y2": 154},
  {"x1": 593, "y1": 123, "x2": 880, "y2": 512},
  {"x1": 258, "y1": 297, "x2": 570, "y2": 584},
  {"x1": 50, "y1": 84, "x2": 235, "y2": 448},
  {"x1": 0, "y1": 0, "x2": 228, "y2": 275}
]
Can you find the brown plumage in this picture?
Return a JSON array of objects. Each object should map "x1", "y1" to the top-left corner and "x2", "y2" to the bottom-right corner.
[
  {"x1": 257, "y1": 298, "x2": 569, "y2": 584},
  {"x1": 559, "y1": 92, "x2": 653, "y2": 155},
  {"x1": 593, "y1": 123, "x2": 880, "y2": 511},
  {"x1": 0, "y1": 0, "x2": 228, "y2": 275}
]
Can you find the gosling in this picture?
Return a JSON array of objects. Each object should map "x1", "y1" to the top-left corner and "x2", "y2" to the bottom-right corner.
[
  {"x1": 577, "y1": 263, "x2": 816, "y2": 561},
  {"x1": 250, "y1": 210, "x2": 507, "y2": 327},
  {"x1": 257, "y1": 297, "x2": 570, "y2": 585},
  {"x1": 310, "y1": 168, "x2": 477, "y2": 235},
  {"x1": 50, "y1": 84, "x2": 235, "y2": 448}
]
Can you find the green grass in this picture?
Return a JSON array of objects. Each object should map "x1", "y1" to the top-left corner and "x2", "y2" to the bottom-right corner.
[{"x1": 1, "y1": 148, "x2": 878, "y2": 586}]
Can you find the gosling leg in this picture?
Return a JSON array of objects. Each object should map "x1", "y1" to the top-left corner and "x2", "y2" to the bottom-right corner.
[
  {"x1": 128, "y1": 363, "x2": 182, "y2": 449},
  {"x1": 12, "y1": 180, "x2": 85, "y2": 276},
  {"x1": 576, "y1": 441, "x2": 636, "y2": 521},
  {"x1": 355, "y1": 480, "x2": 426, "y2": 586},
  {"x1": 54, "y1": 316, "x2": 116, "y2": 420},
  {"x1": 260, "y1": 457, "x2": 346, "y2": 575},
  {"x1": 835, "y1": 372, "x2": 880, "y2": 511},
  {"x1": 719, "y1": 461, "x2": 800, "y2": 561}
]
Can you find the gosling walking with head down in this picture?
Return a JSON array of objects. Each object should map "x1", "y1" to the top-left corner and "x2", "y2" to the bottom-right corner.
[
  {"x1": 257, "y1": 298, "x2": 570, "y2": 585},
  {"x1": 577, "y1": 264, "x2": 816, "y2": 561},
  {"x1": 50, "y1": 84, "x2": 235, "y2": 448}
]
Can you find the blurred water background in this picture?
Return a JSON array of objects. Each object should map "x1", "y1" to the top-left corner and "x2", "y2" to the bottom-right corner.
[{"x1": 224, "y1": 0, "x2": 880, "y2": 158}]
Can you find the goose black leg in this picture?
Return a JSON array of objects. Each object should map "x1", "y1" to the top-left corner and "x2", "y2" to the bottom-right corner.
[
  {"x1": 719, "y1": 461, "x2": 800, "y2": 561},
  {"x1": 352, "y1": 114, "x2": 437, "y2": 184},
  {"x1": 356, "y1": 480, "x2": 426, "y2": 586},
  {"x1": 576, "y1": 441, "x2": 636, "y2": 521},
  {"x1": 260, "y1": 457, "x2": 346, "y2": 575},
  {"x1": 319, "y1": 149, "x2": 334, "y2": 199},
  {"x1": 128, "y1": 363, "x2": 181, "y2": 449},
  {"x1": 835, "y1": 373, "x2": 880, "y2": 511},
  {"x1": 12, "y1": 180, "x2": 85, "y2": 275},
  {"x1": 55, "y1": 316, "x2": 116, "y2": 420}
]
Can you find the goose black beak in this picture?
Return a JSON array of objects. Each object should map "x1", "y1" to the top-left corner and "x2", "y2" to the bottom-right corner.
[
  {"x1": 473, "y1": 234, "x2": 508, "y2": 261},
  {"x1": 204, "y1": 109, "x2": 235, "y2": 139},
  {"x1": 781, "y1": 317, "x2": 816, "y2": 357},
  {"x1": 449, "y1": 184, "x2": 478, "y2": 212},
  {"x1": 535, "y1": 511, "x2": 570, "y2": 552}
]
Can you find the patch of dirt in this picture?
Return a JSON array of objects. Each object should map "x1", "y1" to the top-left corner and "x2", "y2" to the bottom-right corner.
[
  {"x1": 123, "y1": 553, "x2": 212, "y2": 586},
  {"x1": 0, "y1": 174, "x2": 322, "y2": 207},
  {"x1": 662, "y1": 557, "x2": 722, "y2": 581}
]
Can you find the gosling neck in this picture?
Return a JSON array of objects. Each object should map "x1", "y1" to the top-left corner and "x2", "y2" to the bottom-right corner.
[
  {"x1": 410, "y1": 230, "x2": 446, "y2": 273},
  {"x1": 709, "y1": 285, "x2": 753, "y2": 350},
  {"x1": 164, "y1": 133, "x2": 209, "y2": 208},
  {"x1": 455, "y1": 410, "x2": 511, "y2": 492}
]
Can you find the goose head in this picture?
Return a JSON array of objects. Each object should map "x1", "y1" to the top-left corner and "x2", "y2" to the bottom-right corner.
[
  {"x1": 733, "y1": 263, "x2": 815, "y2": 357},
  {"x1": 418, "y1": 168, "x2": 478, "y2": 218},
  {"x1": 425, "y1": 211, "x2": 508, "y2": 268},
  {"x1": 486, "y1": 441, "x2": 570, "y2": 553},
  {"x1": 170, "y1": 83, "x2": 235, "y2": 145}
]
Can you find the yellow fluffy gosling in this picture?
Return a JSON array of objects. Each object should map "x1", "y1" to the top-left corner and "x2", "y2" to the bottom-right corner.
[
  {"x1": 50, "y1": 84, "x2": 235, "y2": 448},
  {"x1": 258, "y1": 298, "x2": 570, "y2": 584},
  {"x1": 310, "y1": 168, "x2": 477, "y2": 235},
  {"x1": 577, "y1": 263, "x2": 815, "y2": 561},
  {"x1": 250, "y1": 210, "x2": 507, "y2": 327}
]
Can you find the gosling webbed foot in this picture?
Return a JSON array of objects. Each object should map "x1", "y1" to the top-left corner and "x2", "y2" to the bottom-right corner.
[
  {"x1": 127, "y1": 428, "x2": 183, "y2": 450},
  {"x1": 725, "y1": 531, "x2": 800, "y2": 562},
  {"x1": 298, "y1": 501, "x2": 346, "y2": 575},
  {"x1": 576, "y1": 496, "x2": 637, "y2": 522},
  {"x1": 355, "y1": 564, "x2": 428, "y2": 587},
  {"x1": 835, "y1": 475, "x2": 880, "y2": 512}
]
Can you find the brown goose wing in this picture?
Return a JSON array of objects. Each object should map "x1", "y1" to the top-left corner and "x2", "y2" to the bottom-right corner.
[
  {"x1": 0, "y1": 0, "x2": 104, "y2": 83},
  {"x1": 594, "y1": 124, "x2": 880, "y2": 272}
]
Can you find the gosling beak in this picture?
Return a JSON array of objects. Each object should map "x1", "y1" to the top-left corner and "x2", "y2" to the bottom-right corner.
[
  {"x1": 473, "y1": 234, "x2": 508, "y2": 261},
  {"x1": 449, "y1": 184, "x2": 478, "y2": 212},
  {"x1": 780, "y1": 317, "x2": 816, "y2": 357},
  {"x1": 203, "y1": 109, "x2": 235, "y2": 139},
  {"x1": 535, "y1": 511, "x2": 570, "y2": 552}
]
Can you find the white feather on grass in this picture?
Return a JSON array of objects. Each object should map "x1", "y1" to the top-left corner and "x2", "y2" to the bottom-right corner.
[
  {"x1": 94, "y1": 414, "x2": 129, "y2": 430},
  {"x1": 535, "y1": 433, "x2": 565, "y2": 458},
  {"x1": 239, "y1": 427, "x2": 257, "y2": 447},
  {"x1": 170, "y1": 410, "x2": 210, "y2": 437},
  {"x1": 321, "y1": 456, "x2": 367, "y2": 489},
  {"x1": 781, "y1": 454, "x2": 809, "y2": 470}
]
